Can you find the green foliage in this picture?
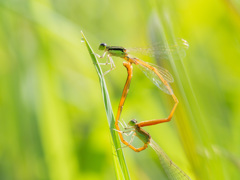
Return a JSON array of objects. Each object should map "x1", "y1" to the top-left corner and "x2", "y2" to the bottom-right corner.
[{"x1": 0, "y1": 0, "x2": 240, "y2": 180}]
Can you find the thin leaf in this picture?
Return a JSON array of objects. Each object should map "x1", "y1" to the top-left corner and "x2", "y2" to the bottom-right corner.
[{"x1": 81, "y1": 31, "x2": 130, "y2": 180}]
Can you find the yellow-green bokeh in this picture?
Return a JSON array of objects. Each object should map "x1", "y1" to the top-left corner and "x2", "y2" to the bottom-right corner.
[{"x1": 0, "y1": 0, "x2": 240, "y2": 179}]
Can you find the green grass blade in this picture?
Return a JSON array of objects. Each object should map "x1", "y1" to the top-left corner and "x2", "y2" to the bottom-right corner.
[{"x1": 81, "y1": 31, "x2": 130, "y2": 180}]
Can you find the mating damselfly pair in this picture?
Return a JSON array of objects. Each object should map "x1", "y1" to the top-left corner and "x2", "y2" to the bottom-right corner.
[{"x1": 93, "y1": 38, "x2": 191, "y2": 180}]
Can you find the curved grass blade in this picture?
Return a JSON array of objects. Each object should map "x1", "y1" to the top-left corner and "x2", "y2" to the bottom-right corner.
[{"x1": 81, "y1": 31, "x2": 130, "y2": 180}]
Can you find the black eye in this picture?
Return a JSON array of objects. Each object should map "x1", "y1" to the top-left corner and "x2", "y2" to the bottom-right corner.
[
  {"x1": 128, "y1": 119, "x2": 137, "y2": 126},
  {"x1": 99, "y1": 43, "x2": 107, "y2": 50},
  {"x1": 100, "y1": 43, "x2": 106, "y2": 46},
  {"x1": 131, "y1": 119, "x2": 137, "y2": 123}
]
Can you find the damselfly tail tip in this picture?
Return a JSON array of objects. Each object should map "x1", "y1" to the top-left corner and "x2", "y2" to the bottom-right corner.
[{"x1": 181, "y1": 39, "x2": 189, "y2": 49}]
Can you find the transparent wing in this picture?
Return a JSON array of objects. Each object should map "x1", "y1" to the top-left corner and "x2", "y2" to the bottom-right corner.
[
  {"x1": 150, "y1": 139, "x2": 191, "y2": 180},
  {"x1": 127, "y1": 38, "x2": 189, "y2": 60},
  {"x1": 146, "y1": 62, "x2": 174, "y2": 83},
  {"x1": 137, "y1": 61, "x2": 174, "y2": 95}
]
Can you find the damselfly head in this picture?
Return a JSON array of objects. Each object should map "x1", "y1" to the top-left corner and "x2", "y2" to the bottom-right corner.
[
  {"x1": 128, "y1": 119, "x2": 137, "y2": 126},
  {"x1": 99, "y1": 43, "x2": 107, "y2": 50}
]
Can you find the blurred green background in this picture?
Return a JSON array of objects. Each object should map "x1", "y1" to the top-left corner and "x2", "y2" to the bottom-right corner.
[{"x1": 1, "y1": 0, "x2": 240, "y2": 179}]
